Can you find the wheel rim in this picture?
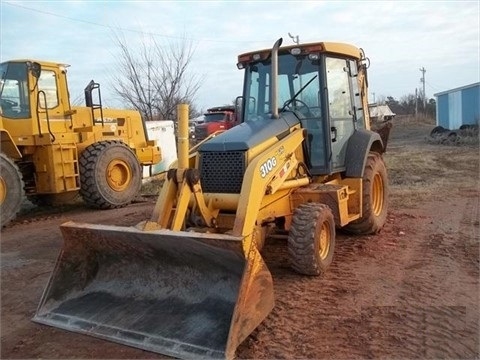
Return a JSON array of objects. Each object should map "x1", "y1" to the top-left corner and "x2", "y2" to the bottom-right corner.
[
  {"x1": 372, "y1": 173, "x2": 384, "y2": 216},
  {"x1": 106, "y1": 159, "x2": 132, "y2": 192},
  {"x1": 0, "y1": 176, "x2": 6, "y2": 205},
  {"x1": 318, "y1": 221, "x2": 331, "y2": 260}
]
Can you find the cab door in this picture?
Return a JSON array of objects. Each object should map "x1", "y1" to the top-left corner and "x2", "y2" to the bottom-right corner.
[
  {"x1": 286, "y1": 60, "x2": 329, "y2": 175},
  {"x1": 35, "y1": 64, "x2": 71, "y2": 137},
  {"x1": 325, "y1": 56, "x2": 355, "y2": 173}
]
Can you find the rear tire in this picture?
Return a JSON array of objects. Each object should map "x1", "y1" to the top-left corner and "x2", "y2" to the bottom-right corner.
[
  {"x1": 344, "y1": 151, "x2": 388, "y2": 234},
  {"x1": 79, "y1": 140, "x2": 142, "y2": 209},
  {"x1": 0, "y1": 153, "x2": 24, "y2": 227},
  {"x1": 288, "y1": 203, "x2": 335, "y2": 276}
]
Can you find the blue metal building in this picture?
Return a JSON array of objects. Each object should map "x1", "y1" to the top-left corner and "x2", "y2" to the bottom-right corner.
[{"x1": 434, "y1": 82, "x2": 480, "y2": 129}]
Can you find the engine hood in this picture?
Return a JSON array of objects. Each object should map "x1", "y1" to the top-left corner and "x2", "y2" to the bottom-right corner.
[{"x1": 198, "y1": 112, "x2": 300, "y2": 152}]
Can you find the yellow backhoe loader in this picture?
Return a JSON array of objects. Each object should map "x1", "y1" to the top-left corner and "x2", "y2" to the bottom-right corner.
[
  {"x1": 33, "y1": 38, "x2": 390, "y2": 359},
  {"x1": 0, "y1": 60, "x2": 161, "y2": 226}
]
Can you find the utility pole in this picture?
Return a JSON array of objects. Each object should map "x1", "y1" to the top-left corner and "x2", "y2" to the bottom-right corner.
[
  {"x1": 288, "y1": 32, "x2": 300, "y2": 45},
  {"x1": 372, "y1": 92, "x2": 376, "y2": 103},
  {"x1": 415, "y1": 88, "x2": 418, "y2": 117},
  {"x1": 419, "y1": 67, "x2": 426, "y2": 109}
]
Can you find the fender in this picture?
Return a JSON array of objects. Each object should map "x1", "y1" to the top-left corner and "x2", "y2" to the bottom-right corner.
[
  {"x1": 0, "y1": 129, "x2": 22, "y2": 159},
  {"x1": 344, "y1": 129, "x2": 383, "y2": 178}
]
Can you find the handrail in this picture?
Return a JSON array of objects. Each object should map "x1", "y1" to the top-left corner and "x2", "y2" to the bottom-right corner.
[{"x1": 37, "y1": 90, "x2": 56, "y2": 142}]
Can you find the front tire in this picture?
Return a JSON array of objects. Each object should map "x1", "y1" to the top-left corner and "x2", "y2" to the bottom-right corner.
[
  {"x1": 288, "y1": 203, "x2": 336, "y2": 276},
  {"x1": 345, "y1": 151, "x2": 388, "y2": 234},
  {"x1": 0, "y1": 153, "x2": 24, "y2": 227},
  {"x1": 79, "y1": 140, "x2": 142, "y2": 209}
]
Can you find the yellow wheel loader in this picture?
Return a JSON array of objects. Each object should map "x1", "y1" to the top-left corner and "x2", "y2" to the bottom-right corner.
[
  {"x1": 33, "y1": 38, "x2": 390, "y2": 359},
  {"x1": 0, "y1": 60, "x2": 161, "y2": 226}
]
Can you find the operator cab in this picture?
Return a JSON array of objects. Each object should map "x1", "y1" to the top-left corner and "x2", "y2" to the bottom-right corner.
[
  {"x1": 237, "y1": 42, "x2": 367, "y2": 176},
  {"x1": 0, "y1": 60, "x2": 73, "y2": 120},
  {"x1": 0, "y1": 60, "x2": 75, "y2": 140}
]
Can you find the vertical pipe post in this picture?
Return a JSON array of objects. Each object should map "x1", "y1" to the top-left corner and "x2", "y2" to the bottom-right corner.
[
  {"x1": 270, "y1": 38, "x2": 283, "y2": 119},
  {"x1": 177, "y1": 103, "x2": 189, "y2": 169}
]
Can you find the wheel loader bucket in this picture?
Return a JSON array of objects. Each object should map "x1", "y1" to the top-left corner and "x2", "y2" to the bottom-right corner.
[{"x1": 33, "y1": 221, "x2": 274, "y2": 359}]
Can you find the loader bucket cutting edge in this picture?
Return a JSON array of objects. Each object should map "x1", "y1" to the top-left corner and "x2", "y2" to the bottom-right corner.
[{"x1": 32, "y1": 221, "x2": 274, "y2": 359}]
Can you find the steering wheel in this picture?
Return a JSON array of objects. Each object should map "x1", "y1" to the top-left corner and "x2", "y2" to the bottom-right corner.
[
  {"x1": 283, "y1": 99, "x2": 313, "y2": 118},
  {"x1": 1, "y1": 98, "x2": 18, "y2": 109}
]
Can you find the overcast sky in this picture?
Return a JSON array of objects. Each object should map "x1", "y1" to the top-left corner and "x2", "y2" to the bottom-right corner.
[{"x1": 1, "y1": 0, "x2": 479, "y2": 113}]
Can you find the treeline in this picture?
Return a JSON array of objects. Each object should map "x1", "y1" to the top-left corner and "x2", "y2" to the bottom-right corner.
[{"x1": 379, "y1": 94, "x2": 436, "y2": 118}]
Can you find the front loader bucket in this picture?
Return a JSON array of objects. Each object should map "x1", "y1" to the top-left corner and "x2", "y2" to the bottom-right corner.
[{"x1": 33, "y1": 221, "x2": 274, "y2": 359}]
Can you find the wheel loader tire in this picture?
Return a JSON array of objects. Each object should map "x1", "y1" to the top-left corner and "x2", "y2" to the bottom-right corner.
[
  {"x1": 0, "y1": 153, "x2": 24, "y2": 227},
  {"x1": 344, "y1": 151, "x2": 388, "y2": 234},
  {"x1": 79, "y1": 140, "x2": 142, "y2": 209},
  {"x1": 288, "y1": 203, "x2": 335, "y2": 276}
]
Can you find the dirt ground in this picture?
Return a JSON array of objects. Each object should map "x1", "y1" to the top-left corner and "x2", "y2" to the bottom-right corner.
[{"x1": 1, "y1": 117, "x2": 479, "y2": 359}]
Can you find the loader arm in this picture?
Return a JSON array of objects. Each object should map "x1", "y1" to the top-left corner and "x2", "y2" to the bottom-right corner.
[{"x1": 146, "y1": 167, "x2": 219, "y2": 231}]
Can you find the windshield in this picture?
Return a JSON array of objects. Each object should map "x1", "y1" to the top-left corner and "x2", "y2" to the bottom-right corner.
[
  {"x1": 243, "y1": 53, "x2": 322, "y2": 122},
  {"x1": 0, "y1": 62, "x2": 31, "y2": 119},
  {"x1": 204, "y1": 113, "x2": 226, "y2": 123}
]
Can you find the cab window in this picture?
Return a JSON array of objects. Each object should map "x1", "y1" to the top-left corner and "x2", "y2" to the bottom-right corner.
[
  {"x1": 0, "y1": 62, "x2": 31, "y2": 119},
  {"x1": 326, "y1": 57, "x2": 351, "y2": 118},
  {"x1": 38, "y1": 70, "x2": 59, "y2": 109}
]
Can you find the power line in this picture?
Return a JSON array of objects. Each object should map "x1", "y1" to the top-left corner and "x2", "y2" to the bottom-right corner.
[
  {"x1": 2, "y1": 1, "x2": 272, "y2": 44},
  {"x1": 425, "y1": 80, "x2": 442, "y2": 92}
]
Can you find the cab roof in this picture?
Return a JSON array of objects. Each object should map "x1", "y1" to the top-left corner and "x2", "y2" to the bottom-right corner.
[
  {"x1": 1, "y1": 59, "x2": 70, "y2": 69},
  {"x1": 238, "y1": 41, "x2": 363, "y2": 62}
]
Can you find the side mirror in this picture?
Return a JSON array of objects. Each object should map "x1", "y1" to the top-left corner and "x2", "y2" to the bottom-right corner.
[
  {"x1": 234, "y1": 96, "x2": 244, "y2": 123},
  {"x1": 28, "y1": 62, "x2": 42, "y2": 78}
]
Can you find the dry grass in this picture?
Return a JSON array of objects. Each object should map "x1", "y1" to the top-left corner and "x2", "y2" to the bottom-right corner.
[
  {"x1": 385, "y1": 118, "x2": 479, "y2": 209},
  {"x1": 393, "y1": 114, "x2": 436, "y2": 126}
]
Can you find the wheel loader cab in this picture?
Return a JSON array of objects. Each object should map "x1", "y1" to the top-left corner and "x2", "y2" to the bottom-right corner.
[
  {"x1": 0, "y1": 60, "x2": 73, "y2": 139},
  {"x1": 236, "y1": 43, "x2": 368, "y2": 176}
]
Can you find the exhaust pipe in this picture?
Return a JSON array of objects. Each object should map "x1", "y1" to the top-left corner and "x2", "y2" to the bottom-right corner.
[{"x1": 270, "y1": 38, "x2": 283, "y2": 119}]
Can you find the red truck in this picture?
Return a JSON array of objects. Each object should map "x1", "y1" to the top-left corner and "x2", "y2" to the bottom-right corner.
[{"x1": 194, "y1": 105, "x2": 239, "y2": 142}]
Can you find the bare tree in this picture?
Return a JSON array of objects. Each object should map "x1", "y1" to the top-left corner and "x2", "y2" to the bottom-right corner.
[{"x1": 111, "y1": 32, "x2": 203, "y2": 121}]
